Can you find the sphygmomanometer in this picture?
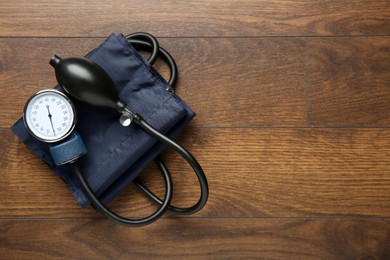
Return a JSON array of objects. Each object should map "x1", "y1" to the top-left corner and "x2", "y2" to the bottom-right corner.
[{"x1": 12, "y1": 32, "x2": 209, "y2": 226}]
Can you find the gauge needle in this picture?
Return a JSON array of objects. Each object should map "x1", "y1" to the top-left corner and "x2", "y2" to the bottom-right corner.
[{"x1": 46, "y1": 105, "x2": 56, "y2": 136}]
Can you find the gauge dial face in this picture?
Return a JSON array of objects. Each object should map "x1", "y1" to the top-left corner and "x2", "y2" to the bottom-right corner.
[{"x1": 23, "y1": 89, "x2": 76, "y2": 143}]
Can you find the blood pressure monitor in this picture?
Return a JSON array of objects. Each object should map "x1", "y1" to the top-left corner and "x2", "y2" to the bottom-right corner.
[
  {"x1": 23, "y1": 89, "x2": 77, "y2": 143},
  {"x1": 15, "y1": 33, "x2": 209, "y2": 226}
]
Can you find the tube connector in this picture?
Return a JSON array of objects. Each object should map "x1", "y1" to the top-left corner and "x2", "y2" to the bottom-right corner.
[{"x1": 119, "y1": 107, "x2": 136, "y2": 127}]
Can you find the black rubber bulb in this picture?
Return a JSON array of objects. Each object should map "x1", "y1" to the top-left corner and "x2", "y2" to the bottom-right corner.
[{"x1": 49, "y1": 55, "x2": 126, "y2": 113}]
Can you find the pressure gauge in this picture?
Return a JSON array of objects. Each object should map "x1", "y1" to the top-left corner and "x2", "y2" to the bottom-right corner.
[{"x1": 23, "y1": 89, "x2": 77, "y2": 143}]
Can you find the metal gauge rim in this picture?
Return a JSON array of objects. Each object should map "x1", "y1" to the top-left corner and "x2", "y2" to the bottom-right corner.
[{"x1": 23, "y1": 89, "x2": 77, "y2": 143}]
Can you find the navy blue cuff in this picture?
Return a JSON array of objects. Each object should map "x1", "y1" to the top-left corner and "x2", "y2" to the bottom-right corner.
[{"x1": 11, "y1": 34, "x2": 195, "y2": 207}]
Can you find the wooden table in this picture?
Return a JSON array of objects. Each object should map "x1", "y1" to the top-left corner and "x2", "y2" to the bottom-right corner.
[{"x1": 1, "y1": 1, "x2": 389, "y2": 258}]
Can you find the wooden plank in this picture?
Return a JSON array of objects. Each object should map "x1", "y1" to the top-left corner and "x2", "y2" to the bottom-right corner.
[
  {"x1": 308, "y1": 37, "x2": 390, "y2": 127},
  {"x1": 2, "y1": 127, "x2": 390, "y2": 218},
  {"x1": 0, "y1": 37, "x2": 306, "y2": 128},
  {"x1": 1, "y1": 1, "x2": 389, "y2": 259},
  {"x1": 0, "y1": 0, "x2": 389, "y2": 37},
  {"x1": 1, "y1": 218, "x2": 389, "y2": 259}
]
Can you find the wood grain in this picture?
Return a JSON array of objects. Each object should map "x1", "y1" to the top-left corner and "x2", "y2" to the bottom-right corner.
[
  {"x1": 1, "y1": 0, "x2": 390, "y2": 258},
  {"x1": 308, "y1": 38, "x2": 390, "y2": 126},
  {"x1": 0, "y1": 0, "x2": 389, "y2": 37},
  {"x1": 1, "y1": 218, "x2": 389, "y2": 259},
  {"x1": 0, "y1": 37, "x2": 306, "y2": 128},
  {"x1": 2, "y1": 127, "x2": 390, "y2": 218}
]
